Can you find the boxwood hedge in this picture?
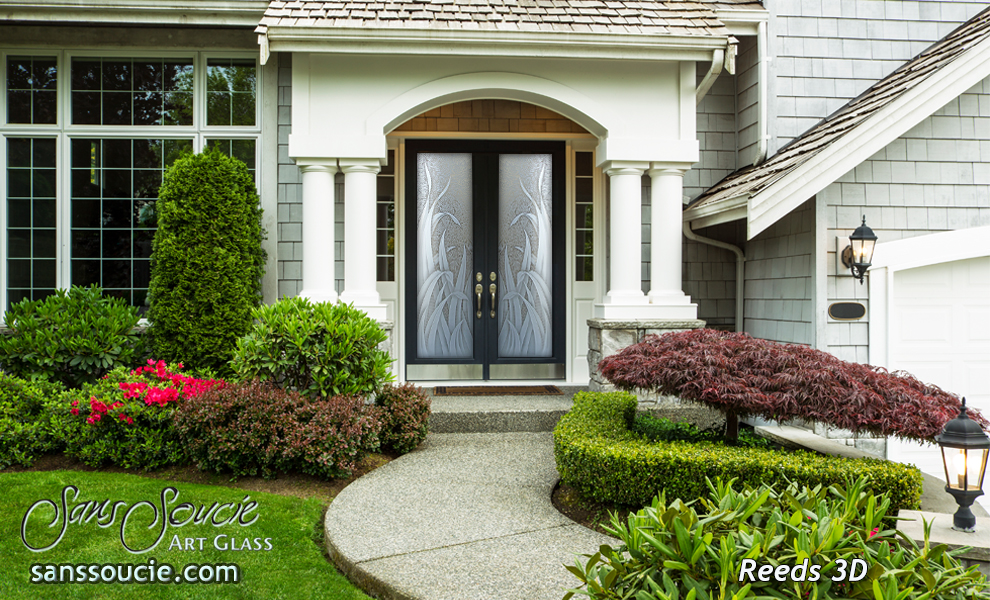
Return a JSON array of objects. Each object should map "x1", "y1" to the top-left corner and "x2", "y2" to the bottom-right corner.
[{"x1": 553, "y1": 391, "x2": 923, "y2": 511}]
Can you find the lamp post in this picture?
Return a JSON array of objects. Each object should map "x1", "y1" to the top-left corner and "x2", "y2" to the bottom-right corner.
[
  {"x1": 840, "y1": 216, "x2": 878, "y2": 284},
  {"x1": 936, "y1": 398, "x2": 990, "y2": 532}
]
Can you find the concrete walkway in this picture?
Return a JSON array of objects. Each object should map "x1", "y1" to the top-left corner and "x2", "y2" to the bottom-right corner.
[{"x1": 324, "y1": 432, "x2": 614, "y2": 600}]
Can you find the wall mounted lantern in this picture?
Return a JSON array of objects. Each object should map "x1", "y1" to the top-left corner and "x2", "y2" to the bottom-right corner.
[
  {"x1": 936, "y1": 398, "x2": 989, "y2": 532},
  {"x1": 840, "y1": 216, "x2": 878, "y2": 284}
]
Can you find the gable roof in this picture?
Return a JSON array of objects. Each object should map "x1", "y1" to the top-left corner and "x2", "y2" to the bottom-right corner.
[
  {"x1": 684, "y1": 6, "x2": 990, "y2": 239},
  {"x1": 256, "y1": 0, "x2": 758, "y2": 37}
]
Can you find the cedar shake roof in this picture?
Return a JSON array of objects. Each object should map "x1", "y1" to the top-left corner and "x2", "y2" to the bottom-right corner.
[
  {"x1": 256, "y1": 0, "x2": 761, "y2": 36},
  {"x1": 688, "y1": 5, "x2": 990, "y2": 212}
]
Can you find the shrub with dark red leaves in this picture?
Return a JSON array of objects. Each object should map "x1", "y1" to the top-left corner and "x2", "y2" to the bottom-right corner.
[
  {"x1": 173, "y1": 379, "x2": 383, "y2": 479},
  {"x1": 598, "y1": 329, "x2": 989, "y2": 444},
  {"x1": 375, "y1": 382, "x2": 431, "y2": 454}
]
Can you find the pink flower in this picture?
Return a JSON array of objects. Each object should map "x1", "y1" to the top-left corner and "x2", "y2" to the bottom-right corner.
[
  {"x1": 868, "y1": 527, "x2": 879, "y2": 539},
  {"x1": 70, "y1": 408, "x2": 79, "y2": 416},
  {"x1": 71, "y1": 400, "x2": 78, "y2": 407}
]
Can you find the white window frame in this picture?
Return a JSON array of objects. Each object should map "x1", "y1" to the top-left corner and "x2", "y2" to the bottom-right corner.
[{"x1": 1, "y1": 48, "x2": 264, "y2": 319}]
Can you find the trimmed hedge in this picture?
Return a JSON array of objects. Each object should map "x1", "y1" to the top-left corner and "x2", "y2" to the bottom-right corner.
[
  {"x1": 0, "y1": 374, "x2": 67, "y2": 469},
  {"x1": 553, "y1": 391, "x2": 924, "y2": 511}
]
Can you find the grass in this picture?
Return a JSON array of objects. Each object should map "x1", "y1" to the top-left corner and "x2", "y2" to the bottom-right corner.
[{"x1": 0, "y1": 468, "x2": 378, "y2": 599}]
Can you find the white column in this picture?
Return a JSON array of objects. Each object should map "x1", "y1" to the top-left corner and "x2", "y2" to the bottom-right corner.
[
  {"x1": 299, "y1": 164, "x2": 338, "y2": 303},
  {"x1": 648, "y1": 168, "x2": 689, "y2": 303},
  {"x1": 602, "y1": 163, "x2": 649, "y2": 307},
  {"x1": 339, "y1": 159, "x2": 387, "y2": 320}
]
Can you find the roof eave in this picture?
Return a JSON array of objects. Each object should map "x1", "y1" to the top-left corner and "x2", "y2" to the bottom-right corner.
[
  {"x1": 0, "y1": 0, "x2": 267, "y2": 27},
  {"x1": 744, "y1": 32, "x2": 990, "y2": 240},
  {"x1": 683, "y1": 194, "x2": 748, "y2": 229},
  {"x1": 264, "y1": 26, "x2": 730, "y2": 61}
]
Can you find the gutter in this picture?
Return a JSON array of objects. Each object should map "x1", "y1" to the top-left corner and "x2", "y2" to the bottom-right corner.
[
  {"x1": 697, "y1": 38, "x2": 738, "y2": 105},
  {"x1": 683, "y1": 222, "x2": 745, "y2": 333}
]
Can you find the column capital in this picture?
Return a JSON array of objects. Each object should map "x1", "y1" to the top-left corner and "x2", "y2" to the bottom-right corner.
[
  {"x1": 647, "y1": 164, "x2": 690, "y2": 177},
  {"x1": 339, "y1": 158, "x2": 382, "y2": 175},
  {"x1": 602, "y1": 160, "x2": 649, "y2": 177},
  {"x1": 299, "y1": 163, "x2": 338, "y2": 175}
]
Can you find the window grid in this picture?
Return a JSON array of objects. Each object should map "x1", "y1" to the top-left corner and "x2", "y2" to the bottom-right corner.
[
  {"x1": 6, "y1": 137, "x2": 57, "y2": 305},
  {"x1": 6, "y1": 56, "x2": 57, "y2": 125},
  {"x1": 575, "y1": 151, "x2": 594, "y2": 281},
  {"x1": 206, "y1": 59, "x2": 256, "y2": 127},
  {"x1": 1, "y1": 50, "x2": 262, "y2": 313},
  {"x1": 70, "y1": 138, "x2": 193, "y2": 310},
  {"x1": 376, "y1": 149, "x2": 396, "y2": 282},
  {"x1": 70, "y1": 57, "x2": 194, "y2": 127},
  {"x1": 206, "y1": 138, "x2": 257, "y2": 177}
]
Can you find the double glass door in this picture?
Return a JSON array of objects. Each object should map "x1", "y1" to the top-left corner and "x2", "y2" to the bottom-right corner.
[{"x1": 405, "y1": 141, "x2": 565, "y2": 380}]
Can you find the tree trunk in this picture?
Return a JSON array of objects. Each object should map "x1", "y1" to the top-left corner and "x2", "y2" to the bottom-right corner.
[{"x1": 725, "y1": 412, "x2": 739, "y2": 443}]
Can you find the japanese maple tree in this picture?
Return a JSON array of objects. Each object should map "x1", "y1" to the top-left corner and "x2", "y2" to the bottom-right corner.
[{"x1": 598, "y1": 329, "x2": 989, "y2": 443}]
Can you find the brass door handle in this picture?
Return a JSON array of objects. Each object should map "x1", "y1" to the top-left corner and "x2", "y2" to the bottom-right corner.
[
  {"x1": 475, "y1": 284, "x2": 483, "y2": 319},
  {"x1": 489, "y1": 283, "x2": 497, "y2": 318}
]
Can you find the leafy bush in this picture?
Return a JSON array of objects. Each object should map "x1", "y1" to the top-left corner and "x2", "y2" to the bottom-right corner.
[
  {"x1": 148, "y1": 147, "x2": 266, "y2": 376},
  {"x1": 174, "y1": 379, "x2": 383, "y2": 479},
  {"x1": 599, "y1": 329, "x2": 989, "y2": 443},
  {"x1": 231, "y1": 297, "x2": 394, "y2": 399},
  {"x1": 0, "y1": 375, "x2": 66, "y2": 468},
  {"x1": 61, "y1": 360, "x2": 224, "y2": 469},
  {"x1": 565, "y1": 477, "x2": 990, "y2": 600},
  {"x1": 0, "y1": 286, "x2": 144, "y2": 388},
  {"x1": 375, "y1": 382, "x2": 431, "y2": 454},
  {"x1": 632, "y1": 413, "x2": 771, "y2": 448},
  {"x1": 553, "y1": 392, "x2": 923, "y2": 512}
]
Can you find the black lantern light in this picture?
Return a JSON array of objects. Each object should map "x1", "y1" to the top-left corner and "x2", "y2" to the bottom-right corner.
[
  {"x1": 936, "y1": 398, "x2": 989, "y2": 532},
  {"x1": 841, "y1": 216, "x2": 878, "y2": 284}
]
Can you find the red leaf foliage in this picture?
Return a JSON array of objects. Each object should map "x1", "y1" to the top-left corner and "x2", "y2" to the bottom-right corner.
[{"x1": 598, "y1": 329, "x2": 989, "y2": 444}]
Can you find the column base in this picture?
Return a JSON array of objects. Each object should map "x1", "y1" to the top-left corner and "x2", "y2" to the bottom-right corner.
[
  {"x1": 594, "y1": 302, "x2": 698, "y2": 320},
  {"x1": 298, "y1": 289, "x2": 339, "y2": 304},
  {"x1": 648, "y1": 291, "x2": 693, "y2": 305}
]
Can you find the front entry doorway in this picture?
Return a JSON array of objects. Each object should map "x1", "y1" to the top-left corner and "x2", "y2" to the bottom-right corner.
[{"x1": 404, "y1": 140, "x2": 566, "y2": 381}]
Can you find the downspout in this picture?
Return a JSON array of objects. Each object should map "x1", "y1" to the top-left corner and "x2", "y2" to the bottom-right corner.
[
  {"x1": 683, "y1": 222, "x2": 745, "y2": 333},
  {"x1": 753, "y1": 20, "x2": 769, "y2": 165},
  {"x1": 696, "y1": 38, "x2": 737, "y2": 105}
]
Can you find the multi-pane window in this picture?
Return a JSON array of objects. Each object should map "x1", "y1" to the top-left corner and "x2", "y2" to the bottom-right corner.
[
  {"x1": 207, "y1": 59, "x2": 256, "y2": 126},
  {"x1": 70, "y1": 138, "x2": 192, "y2": 308},
  {"x1": 71, "y1": 58, "x2": 194, "y2": 126},
  {"x1": 2, "y1": 52, "x2": 261, "y2": 313},
  {"x1": 6, "y1": 57, "x2": 57, "y2": 124},
  {"x1": 376, "y1": 150, "x2": 396, "y2": 282},
  {"x1": 575, "y1": 151, "x2": 594, "y2": 281},
  {"x1": 6, "y1": 138, "x2": 57, "y2": 304}
]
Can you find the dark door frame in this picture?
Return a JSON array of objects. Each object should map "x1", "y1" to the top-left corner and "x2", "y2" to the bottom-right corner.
[{"x1": 404, "y1": 139, "x2": 566, "y2": 381}]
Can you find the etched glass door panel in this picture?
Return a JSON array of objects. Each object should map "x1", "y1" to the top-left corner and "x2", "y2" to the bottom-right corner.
[
  {"x1": 497, "y1": 154, "x2": 553, "y2": 358},
  {"x1": 416, "y1": 153, "x2": 473, "y2": 359}
]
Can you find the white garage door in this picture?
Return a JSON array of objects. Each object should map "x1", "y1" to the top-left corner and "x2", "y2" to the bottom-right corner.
[{"x1": 886, "y1": 256, "x2": 990, "y2": 512}]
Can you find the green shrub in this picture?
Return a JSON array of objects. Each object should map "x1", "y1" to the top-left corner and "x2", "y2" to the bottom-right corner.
[
  {"x1": 173, "y1": 379, "x2": 383, "y2": 479},
  {"x1": 148, "y1": 147, "x2": 266, "y2": 376},
  {"x1": 565, "y1": 477, "x2": 989, "y2": 600},
  {"x1": 231, "y1": 297, "x2": 394, "y2": 399},
  {"x1": 376, "y1": 382, "x2": 431, "y2": 454},
  {"x1": 553, "y1": 392, "x2": 923, "y2": 512},
  {"x1": 0, "y1": 286, "x2": 145, "y2": 388},
  {"x1": 0, "y1": 375, "x2": 67, "y2": 468},
  {"x1": 61, "y1": 361, "x2": 224, "y2": 470},
  {"x1": 632, "y1": 413, "x2": 771, "y2": 448}
]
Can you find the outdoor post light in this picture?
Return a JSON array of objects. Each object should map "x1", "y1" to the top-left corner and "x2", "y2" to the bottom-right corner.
[
  {"x1": 840, "y1": 215, "x2": 878, "y2": 284},
  {"x1": 936, "y1": 398, "x2": 989, "y2": 532}
]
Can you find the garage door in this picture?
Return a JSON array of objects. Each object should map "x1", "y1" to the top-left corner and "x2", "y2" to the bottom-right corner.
[{"x1": 886, "y1": 256, "x2": 990, "y2": 511}]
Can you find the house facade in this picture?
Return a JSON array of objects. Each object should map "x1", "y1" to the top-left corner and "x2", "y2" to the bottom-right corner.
[{"x1": 2, "y1": 0, "x2": 988, "y2": 480}]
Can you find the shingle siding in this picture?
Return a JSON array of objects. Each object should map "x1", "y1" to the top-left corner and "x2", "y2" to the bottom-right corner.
[
  {"x1": 822, "y1": 75, "x2": 990, "y2": 362},
  {"x1": 771, "y1": 0, "x2": 989, "y2": 150},
  {"x1": 743, "y1": 198, "x2": 815, "y2": 345},
  {"x1": 685, "y1": 63, "x2": 739, "y2": 201}
]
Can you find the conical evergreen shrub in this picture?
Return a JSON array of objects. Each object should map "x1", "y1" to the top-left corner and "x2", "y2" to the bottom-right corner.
[{"x1": 148, "y1": 147, "x2": 266, "y2": 375}]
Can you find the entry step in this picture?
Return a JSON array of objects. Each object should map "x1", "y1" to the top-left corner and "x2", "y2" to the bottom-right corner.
[{"x1": 427, "y1": 387, "x2": 584, "y2": 433}]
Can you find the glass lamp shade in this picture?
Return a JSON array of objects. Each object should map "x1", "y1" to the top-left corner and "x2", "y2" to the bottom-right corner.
[
  {"x1": 941, "y1": 446, "x2": 989, "y2": 492},
  {"x1": 848, "y1": 217, "x2": 878, "y2": 269}
]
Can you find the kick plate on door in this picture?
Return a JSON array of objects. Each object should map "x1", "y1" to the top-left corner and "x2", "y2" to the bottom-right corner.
[
  {"x1": 406, "y1": 364, "x2": 484, "y2": 381},
  {"x1": 489, "y1": 364, "x2": 566, "y2": 380}
]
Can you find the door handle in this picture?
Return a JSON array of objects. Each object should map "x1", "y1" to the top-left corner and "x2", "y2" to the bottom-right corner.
[
  {"x1": 489, "y1": 283, "x2": 497, "y2": 318},
  {"x1": 475, "y1": 284, "x2": 483, "y2": 319}
]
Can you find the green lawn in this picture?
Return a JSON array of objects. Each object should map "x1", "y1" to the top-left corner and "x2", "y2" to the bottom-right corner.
[{"x1": 0, "y1": 470, "x2": 371, "y2": 600}]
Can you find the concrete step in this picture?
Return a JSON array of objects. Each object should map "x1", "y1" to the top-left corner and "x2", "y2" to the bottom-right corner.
[{"x1": 427, "y1": 387, "x2": 584, "y2": 433}]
